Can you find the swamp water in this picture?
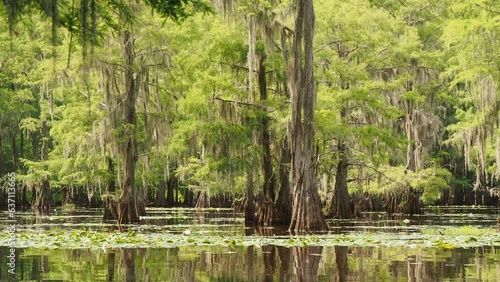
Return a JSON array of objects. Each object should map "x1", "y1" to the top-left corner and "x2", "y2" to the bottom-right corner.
[{"x1": 1, "y1": 206, "x2": 499, "y2": 281}]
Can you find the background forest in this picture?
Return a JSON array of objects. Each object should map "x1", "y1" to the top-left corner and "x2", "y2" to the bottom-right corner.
[{"x1": 0, "y1": 0, "x2": 498, "y2": 227}]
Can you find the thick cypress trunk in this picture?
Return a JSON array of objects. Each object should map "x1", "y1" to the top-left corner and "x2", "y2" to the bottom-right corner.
[
  {"x1": 32, "y1": 119, "x2": 51, "y2": 214},
  {"x1": 326, "y1": 142, "x2": 354, "y2": 219},
  {"x1": 166, "y1": 174, "x2": 177, "y2": 206},
  {"x1": 401, "y1": 188, "x2": 422, "y2": 215},
  {"x1": 384, "y1": 192, "x2": 398, "y2": 214},
  {"x1": 275, "y1": 27, "x2": 292, "y2": 225},
  {"x1": 155, "y1": 179, "x2": 167, "y2": 207},
  {"x1": 21, "y1": 184, "x2": 29, "y2": 209},
  {"x1": 183, "y1": 189, "x2": 194, "y2": 206},
  {"x1": 288, "y1": 0, "x2": 327, "y2": 232},
  {"x1": 63, "y1": 185, "x2": 74, "y2": 204},
  {"x1": 117, "y1": 30, "x2": 145, "y2": 224},
  {"x1": 194, "y1": 191, "x2": 209, "y2": 208}
]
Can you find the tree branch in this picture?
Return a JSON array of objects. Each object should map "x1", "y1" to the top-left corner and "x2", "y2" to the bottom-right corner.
[
  {"x1": 353, "y1": 162, "x2": 407, "y2": 187},
  {"x1": 314, "y1": 40, "x2": 343, "y2": 54},
  {"x1": 475, "y1": 3, "x2": 500, "y2": 14},
  {"x1": 213, "y1": 95, "x2": 260, "y2": 108}
]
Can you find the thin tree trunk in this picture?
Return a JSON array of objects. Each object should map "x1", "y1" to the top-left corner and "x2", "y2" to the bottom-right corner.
[
  {"x1": 32, "y1": 119, "x2": 51, "y2": 214},
  {"x1": 405, "y1": 100, "x2": 417, "y2": 172},
  {"x1": 257, "y1": 56, "x2": 276, "y2": 226},
  {"x1": 288, "y1": 0, "x2": 327, "y2": 232},
  {"x1": 275, "y1": 136, "x2": 292, "y2": 225},
  {"x1": 262, "y1": 245, "x2": 276, "y2": 282},
  {"x1": 107, "y1": 252, "x2": 116, "y2": 282},
  {"x1": 246, "y1": 245, "x2": 255, "y2": 281},
  {"x1": 31, "y1": 131, "x2": 38, "y2": 158},
  {"x1": 12, "y1": 129, "x2": 18, "y2": 170},
  {"x1": 20, "y1": 128, "x2": 24, "y2": 159},
  {"x1": 277, "y1": 246, "x2": 292, "y2": 282},
  {"x1": 245, "y1": 168, "x2": 255, "y2": 224},
  {"x1": 103, "y1": 156, "x2": 117, "y2": 220}
]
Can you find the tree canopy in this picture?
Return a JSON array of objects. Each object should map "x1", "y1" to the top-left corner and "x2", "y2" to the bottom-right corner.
[{"x1": 0, "y1": 0, "x2": 498, "y2": 227}]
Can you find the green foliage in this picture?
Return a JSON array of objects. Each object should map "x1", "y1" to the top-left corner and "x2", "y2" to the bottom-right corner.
[
  {"x1": 412, "y1": 167, "x2": 452, "y2": 204},
  {"x1": 0, "y1": 0, "x2": 498, "y2": 211},
  {"x1": 145, "y1": 0, "x2": 214, "y2": 21},
  {"x1": 365, "y1": 165, "x2": 451, "y2": 204}
]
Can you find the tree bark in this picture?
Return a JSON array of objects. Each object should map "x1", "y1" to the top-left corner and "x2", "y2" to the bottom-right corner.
[
  {"x1": 288, "y1": 0, "x2": 328, "y2": 232},
  {"x1": 245, "y1": 168, "x2": 255, "y2": 224},
  {"x1": 405, "y1": 100, "x2": 417, "y2": 172},
  {"x1": 117, "y1": 30, "x2": 145, "y2": 224},
  {"x1": 11, "y1": 129, "x2": 18, "y2": 171},
  {"x1": 103, "y1": 156, "x2": 118, "y2": 220},
  {"x1": 32, "y1": 119, "x2": 51, "y2": 214},
  {"x1": 166, "y1": 173, "x2": 177, "y2": 206},
  {"x1": 326, "y1": 141, "x2": 354, "y2": 219},
  {"x1": 275, "y1": 136, "x2": 292, "y2": 225},
  {"x1": 155, "y1": 179, "x2": 167, "y2": 207},
  {"x1": 257, "y1": 56, "x2": 276, "y2": 226},
  {"x1": 63, "y1": 185, "x2": 74, "y2": 205}
]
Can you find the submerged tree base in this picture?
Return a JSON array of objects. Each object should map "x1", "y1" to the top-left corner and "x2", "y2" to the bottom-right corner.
[{"x1": 384, "y1": 189, "x2": 423, "y2": 216}]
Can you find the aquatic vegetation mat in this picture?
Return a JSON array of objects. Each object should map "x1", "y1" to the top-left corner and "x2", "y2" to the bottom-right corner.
[{"x1": 2, "y1": 226, "x2": 499, "y2": 250}]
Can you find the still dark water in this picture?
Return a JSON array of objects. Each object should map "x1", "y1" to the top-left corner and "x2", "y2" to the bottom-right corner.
[{"x1": 1, "y1": 206, "x2": 499, "y2": 281}]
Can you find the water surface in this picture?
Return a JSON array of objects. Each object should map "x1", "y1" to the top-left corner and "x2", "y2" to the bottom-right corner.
[{"x1": 1, "y1": 206, "x2": 499, "y2": 281}]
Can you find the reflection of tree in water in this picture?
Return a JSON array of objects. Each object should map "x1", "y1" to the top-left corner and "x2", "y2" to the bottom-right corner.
[
  {"x1": 246, "y1": 245, "x2": 255, "y2": 281},
  {"x1": 29, "y1": 257, "x2": 38, "y2": 280},
  {"x1": 121, "y1": 249, "x2": 135, "y2": 282},
  {"x1": 407, "y1": 255, "x2": 422, "y2": 282},
  {"x1": 139, "y1": 249, "x2": 151, "y2": 281},
  {"x1": 28, "y1": 255, "x2": 49, "y2": 280},
  {"x1": 262, "y1": 245, "x2": 276, "y2": 282},
  {"x1": 335, "y1": 246, "x2": 349, "y2": 282},
  {"x1": 107, "y1": 252, "x2": 115, "y2": 282},
  {"x1": 292, "y1": 246, "x2": 323, "y2": 282},
  {"x1": 278, "y1": 246, "x2": 292, "y2": 281},
  {"x1": 117, "y1": 248, "x2": 155, "y2": 281}
]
